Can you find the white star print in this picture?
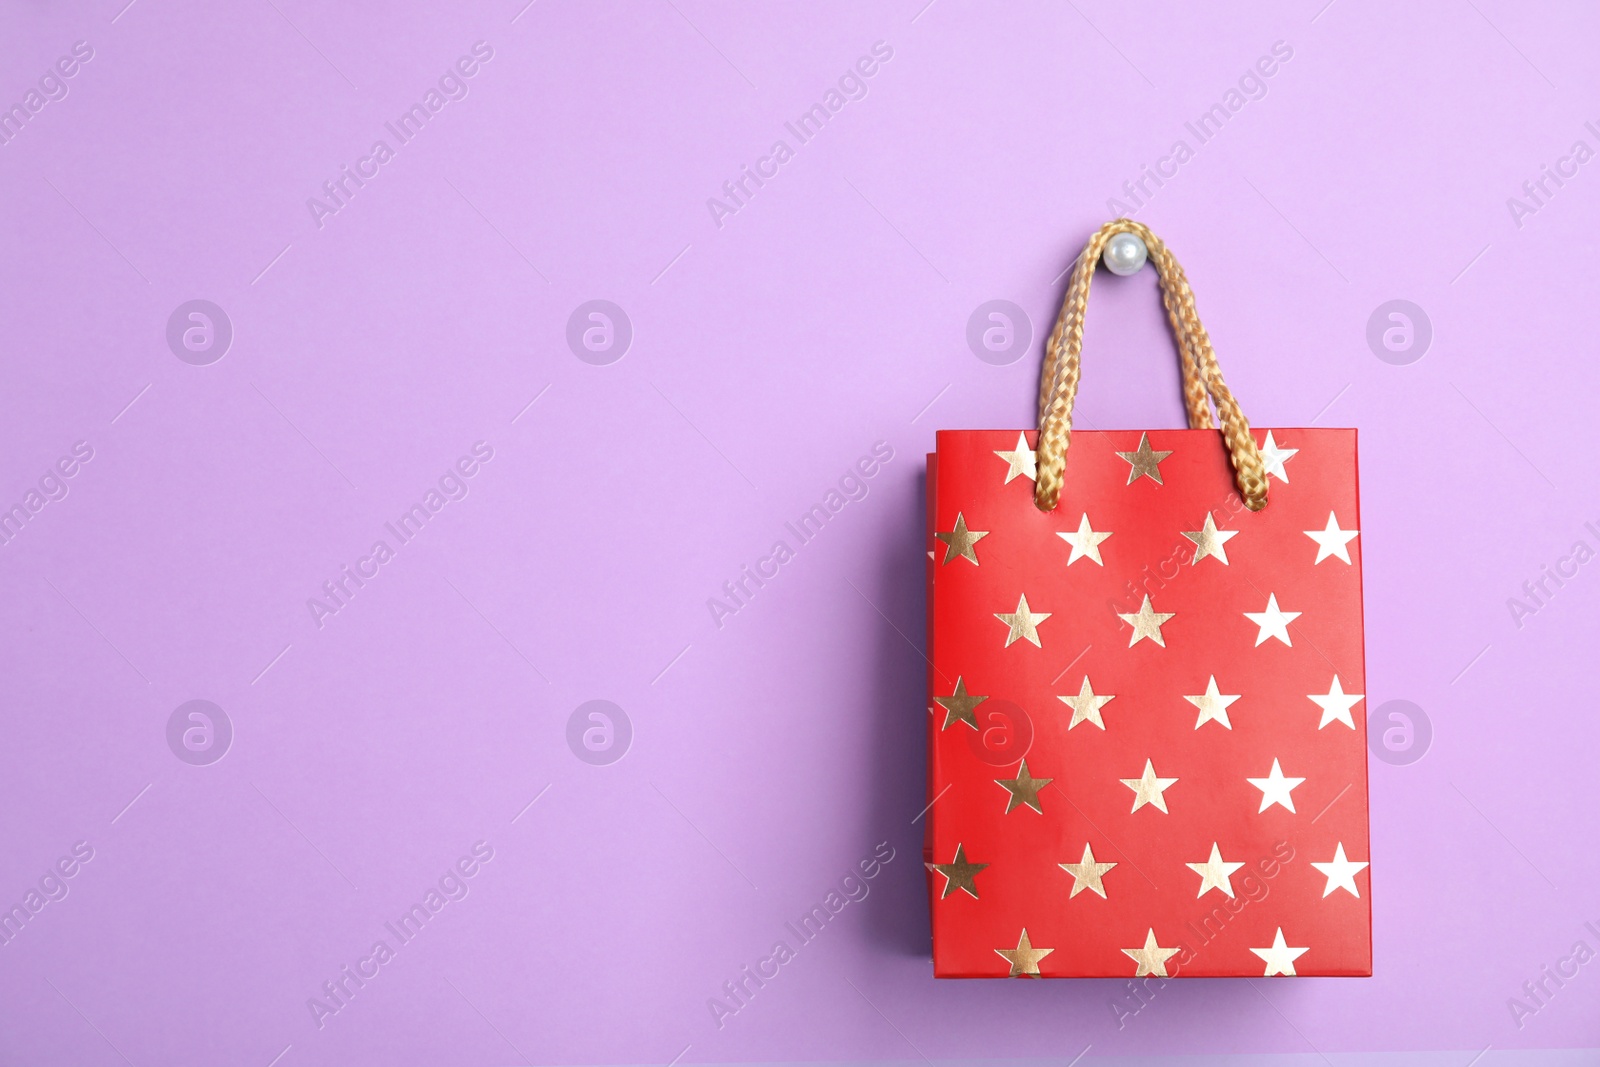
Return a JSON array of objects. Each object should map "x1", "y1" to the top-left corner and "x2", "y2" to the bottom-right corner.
[
  {"x1": 1258, "y1": 431, "x2": 1298, "y2": 482},
  {"x1": 1250, "y1": 928, "x2": 1309, "y2": 976},
  {"x1": 993, "y1": 432, "x2": 1036, "y2": 484},
  {"x1": 1058, "y1": 677, "x2": 1115, "y2": 730},
  {"x1": 1184, "y1": 675, "x2": 1241, "y2": 730},
  {"x1": 994, "y1": 594, "x2": 1050, "y2": 648},
  {"x1": 1309, "y1": 675, "x2": 1363, "y2": 730},
  {"x1": 1244, "y1": 593, "x2": 1300, "y2": 647},
  {"x1": 1186, "y1": 842, "x2": 1245, "y2": 898},
  {"x1": 1120, "y1": 759, "x2": 1178, "y2": 814},
  {"x1": 1304, "y1": 511, "x2": 1359, "y2": 564},
  {"x1": 1121, "y1": 928, "x2": 1180, "y2": 977},
  {"x1": 1057, "y1": 513, "x2": 1112, "y2": 566},
  {"x1": 1247, "y1": 758, "x2": 1305, "y2": 813},
  {"x1": 1311, "y1": 843, "x2": 1368, "y2": 898},
  {"x1": 1117, "y1": 595, "x2": 1176, "y2": 647}
]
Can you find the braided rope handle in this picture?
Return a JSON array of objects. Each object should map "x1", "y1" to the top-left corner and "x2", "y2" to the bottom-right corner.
[{"x1": 1033, "y1": 219, "x2": 1269, "y2": 513}]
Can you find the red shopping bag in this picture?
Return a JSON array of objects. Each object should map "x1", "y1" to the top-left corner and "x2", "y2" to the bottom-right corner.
[{"x1": 924, "y1": 221, "x2": 1370, "y2": 978}]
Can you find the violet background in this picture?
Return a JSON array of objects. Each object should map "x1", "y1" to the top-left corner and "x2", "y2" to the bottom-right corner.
[{"x1": 1, "y1": 0, "x2": 1597, "y2": 1064}]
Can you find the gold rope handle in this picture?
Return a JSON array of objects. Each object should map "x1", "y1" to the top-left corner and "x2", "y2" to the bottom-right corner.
[{"x1": 1033, "y1": 219, "x2": 1269, "y2": 513}]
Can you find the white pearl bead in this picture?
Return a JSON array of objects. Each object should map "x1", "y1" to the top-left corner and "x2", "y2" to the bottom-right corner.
[{"x1": 1103, "y1": 232, "x2": 1148, "y2": 276}]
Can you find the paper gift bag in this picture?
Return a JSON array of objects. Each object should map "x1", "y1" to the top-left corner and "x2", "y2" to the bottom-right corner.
[{"x1": 924, "y1": 221, "x2": 1371, "y2": 978}]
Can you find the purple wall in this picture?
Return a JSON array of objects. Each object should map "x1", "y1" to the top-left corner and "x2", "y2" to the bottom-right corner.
[{"x1": 0, "y1": 1, "x2": 1596, "y2": 1063}]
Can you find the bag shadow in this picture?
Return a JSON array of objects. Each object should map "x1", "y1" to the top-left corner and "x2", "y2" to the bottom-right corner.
[{"x1": 854, "y1": 461, "x2": 934, "y2": 959}]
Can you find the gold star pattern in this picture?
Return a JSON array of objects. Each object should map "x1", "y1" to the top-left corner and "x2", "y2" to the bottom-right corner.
[
  {"x1": 1250, "y1": 928, "x2": 1309, "y2": 976},
  {"x1": 1181, "y1": 513, "x2": 1238, "y2": 565},
  {"x1": 931, "y1": 844, "x2": 989, "y2": 899},
  {"x1": 1056, "y1": 513, "x2": 1112, "y2": 566},
  {"x1": 996, "y1": 759, "x2": 1052, "y2": 814},
  {"x1": 995, "y1": 928, "x2": 1053, "y2": 976},
  {"x1": 1247, "y1": 758, "x2": 1305, "y2": 813},
  {"x1": 1258, "y1": 431, "x2": 1298, "y2": 482},
  {"x1": 1305, "y1": 511, "x2": 1359, "y2": 565},
  {"x1": 993, "y1": 432, "x2": 1037, "y2": 484},
  {"x1": 1183, "y1": 675, "x2": 1241, "y2": 730},
  {"x1": 995, "y1": 594, "x2": 1050, "y2": 648},
  {"x1": 933, "y1": 677, "x2": 987, "y2": 731},
  {"x1": 934, "y1": 512, "x2": 989, "y2": 566},
  {"x1": 1121, "y1": 929, "x2": 1180, "y2": 977},
  {"x1": 1186, "y1": 842, "x2": 1246, "y2": 898},
  {"x1": 1311, "y1": 843, "x2": 1369, "y2": 898},
  {"x1": 1117, "y1": 595, "x2": 1175, "y2": 647},
  {"x1": 1058, "y1": 677, "x2": 1115, "y2": 730},
  {"x1": 1244, "y1": 593, "x2": 1300, "y2": 647},
  {"x1": 1309, "y1": 675, "x2": 1363, "y2": 730},
  {"x1": 1059, "y1": 843, "x2": 1117, "y2": 899},
  {"x1": 1115, "y1": 432, "x2": 1174, "y2": 485},
  {"x1": 1120, "y1": 759, "x2": 1178, "y2": 813}
]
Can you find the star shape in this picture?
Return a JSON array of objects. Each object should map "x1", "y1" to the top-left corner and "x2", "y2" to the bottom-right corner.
[
  {"x1": 1181, "y1": 513, "x2": 1238, "y2": 565},
  {"x1": 1120, "y1": 759, "x2": 1178, "y2": 814},
  {"x1": 1183, "y1": 675, "x2": 1241, "y2": 730},
  {"x1": 995, "y1": 928, "x2": 1053, "y2": 976},
  {"x1": 1309, "y1": 675, "x2": 1363, "y2": 730},
  {"x1": 1116, "y1": 432, "x2": 1174, "y2": 485},
  {"x1": 1186, "y1": 842, "x2": 1246, "y2": 898},
  {"x1": 1305, "y1": 511, "x2": 1359, "y2": 565},
  {"x1": 1247, "y1": 758, "x2": 1305, "y2": 813},
  {"x1": 995, "y1": 594, "x2": 1050, "y2": 648},
  {"x1": 1117, "y1": 595, "x2": 1175, "y2": 647},
  {"x1": 1058, "y1": 677, "x2": 1114, "y2": 730},
  {"x1": 931, "y1": 843, "x2": 989, "y2": 899},
  {"x1": 1258, "y1": 431, "x2": 1298, "y2": 482},
  {"x1": 1311, "y1": 843, "x2": 1369, "y2": 898},
  {"x1": 1250, "y1": 928, "x2": 1309, "y2": 976},
  {"x1": 1056, "y1": 513, "x2": 1112, "y2": 566},
  {"x1": 1244, "y1": 593, "x2": 1300, "y2": 647},
  {"x1": 1121, "y1": 928, "x2": 1180, "y2": 977},
  {"x1": 995, "y1": 759, "x2": 1052, "y2": 814},
  {"x1": 994, "y1": 432, "x2": 1037, "y2": 484},
  {"x1": 1059, "y1": 843, "x2": 1117, "y2": 899},
  {"x1": 933, "y1": 677, "x2": 986, "y2": 731},
  {"x1": 934, "y1": 512, "x2": 989, "y2": 566}
]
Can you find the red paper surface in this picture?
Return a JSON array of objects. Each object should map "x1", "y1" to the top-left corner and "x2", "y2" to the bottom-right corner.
[{"x1": 925, "y1": 428, "x2": 1371, "y2": 978}]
